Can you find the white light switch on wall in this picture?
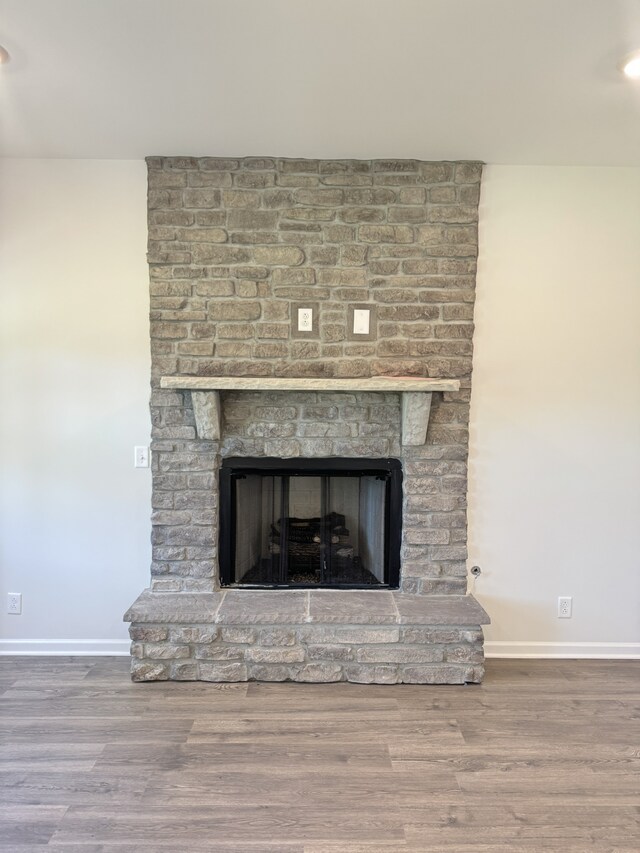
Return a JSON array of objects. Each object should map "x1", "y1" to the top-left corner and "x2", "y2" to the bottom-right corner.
[
  {"x1": 353, "y1": 308, "x2": 370, "y2": 335},
  {"x1": 297, "y1": 308, "x2": 313, "y2": 332},
  {"x1": 134, "y1": 446, "x2": 149, "y2": 468}
]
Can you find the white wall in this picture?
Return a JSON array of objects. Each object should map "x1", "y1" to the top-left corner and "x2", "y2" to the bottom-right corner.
[
  {"x1": 2, "y1": 160, "x2": 639, "y2": 657},
  {"x1": 0, "y1": 159, "x2": 151, "y2": 652},
  {"x1": 470, "y1": 166, "x2": 640, "y2": 657}
]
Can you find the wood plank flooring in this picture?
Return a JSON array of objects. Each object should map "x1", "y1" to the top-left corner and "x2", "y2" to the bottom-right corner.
[{"x1": 0, "y1": 657, "x2": 638, "y2": 852}]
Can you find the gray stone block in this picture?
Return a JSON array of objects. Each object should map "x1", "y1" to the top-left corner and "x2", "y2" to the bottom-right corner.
[
  {"x1": 297, "y1": 626, "x2": 400, "y2": 645},
  {"x1": 445, "y1": 645, "x2": 484, "y2": 663},
  {"x1": 402, "y1": 627, "x2": 465, "y2": 644},
  {"x1": 181, "y1": 579, "x2": 216, "y2": 593},
  {"x1": 124, "y1": 590, "x2": 224, "y2": 624},
  {"x1": 195, "y1": 645, "x2": 244, "y2": 661},
  {"x1": 272, "y1": 267, "x2": 316, "y2": 285},
  {"x1": 131, "y1": 660, "x2": 169, "y2": 682},
  {"x1": 258, "y1": 628, "x2": 296, "y2": 646},
  {"x1": 345, "y1": 665, "x2": 399, "y2": 684},
  {"x1": 399, "y1": 664, "x2": 469, "y2": 684},
  {"x1": 467, "y1": 665, "x2": 485, "y2": 682},
  {"x1": 198, "y1": 663, "x2": 248, "y2": 682},
  {"x1": 359, "y1": 225, "x2": 414, "y2": 243},
  {"x1": 248, "y1": 664, "x2": 297, "y2": 681},
  {"x1": 245, "y1": 647, "x2": 305, "y2": 664},
  {"x1": 169, "y1": 626, "x2": 218, "y2": 644},
  {"x1": 217, "y1": 590, "x2": 307, "y2": 624},
  {"x1": 254, "y1": 246, "x2": 306, "y2": 265},
  {"x1": 143, "y1": 643, "x2": 190, "y2": 660},
  {"x1": 307, "y1": 645, "x2": 354, "y2": 661},
  {"x1": 356, "y1": 645, "x2": 444, "y2": 663},
  {"x1": 208, "y1": 303, "x2": 261, "y2": 321},
  {"x1": 308, "y1": 590, "x2": 397, "y2": 624},
  {"x1": 171, "y1": 662, "x2": 198, "y2": 680},
  {"x1": 129, "y1": 626, "x2": 168, "y2": 642},
  {"x1": 420, "y1": 578, "x2": 467, "y2": 595},
  {"x1": 228, "y1": 210, "x2": 278, "y2": 230},
  {"x1": 294, "y1": 664, "x2": 343, "y2": 683},
  {"x1": 393, "y1": 594, "x2": 490, "y2": 625},
  {"x1": 150, "y1": 580, "x2": 182, "y2": 592},
  {"x1": 220, "y1": 626, "x2": 257, "y2": 644}
]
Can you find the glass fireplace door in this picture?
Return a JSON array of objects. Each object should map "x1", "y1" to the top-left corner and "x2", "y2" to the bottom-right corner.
[{"x1": 219, "y1": 458, "x2": 402, "y2": 588}]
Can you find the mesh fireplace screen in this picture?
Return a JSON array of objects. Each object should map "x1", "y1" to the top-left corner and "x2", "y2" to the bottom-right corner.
[{"x1": 219, "y1": 458, "x2": 402, "y2": 588}]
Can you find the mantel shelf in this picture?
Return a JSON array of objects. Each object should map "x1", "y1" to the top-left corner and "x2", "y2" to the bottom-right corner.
[
  {"x1": 160, "y1": 375, "x2": 461, "y2": 447},
  {"x1": 160, "y1": 376, "x2": 460, "y2": 393}
]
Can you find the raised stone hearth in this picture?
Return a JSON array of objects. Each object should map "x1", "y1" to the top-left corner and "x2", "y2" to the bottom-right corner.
[
  {"x1": 125, "y1": 155, "x2": 489, "y2": 684},
  {"x1": 126, "y1": 589, "x2": 488, "y2": 683}
]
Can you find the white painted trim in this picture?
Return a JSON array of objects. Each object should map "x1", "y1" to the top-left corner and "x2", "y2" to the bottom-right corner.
[
  {"x1": 2, "y1": 639, "x2": 638, "y2": 659},
  {"x1": 485, "y1": 641, "x2": 640, "y2": 659},
  {"x1": 0, "y1": 640, "x2": 130, "y2": 656}
]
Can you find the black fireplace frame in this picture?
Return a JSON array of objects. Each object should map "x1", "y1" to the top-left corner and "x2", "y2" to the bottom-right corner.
[{"x1": 219, "y1": 457, "x2": 402, "y2": 589}]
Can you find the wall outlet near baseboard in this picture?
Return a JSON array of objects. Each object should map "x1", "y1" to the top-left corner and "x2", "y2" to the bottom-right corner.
[
  {"x1": 558, "y1": 596, "x2": 572, "y2": 618},
  {"x1": 7, "y1": 593, "x2": 22, "y2": 615}
]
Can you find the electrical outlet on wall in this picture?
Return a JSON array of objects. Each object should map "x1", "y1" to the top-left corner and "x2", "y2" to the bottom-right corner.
[
  {"x1": 558, "y1": 596, "x2": 572, "y2": 618},
  {"x1": 297, "y1": 308, "x2": 313, "y2": 332},
  {"x1": 7, "y1": 593, "x2": 22, "y2": 614}
]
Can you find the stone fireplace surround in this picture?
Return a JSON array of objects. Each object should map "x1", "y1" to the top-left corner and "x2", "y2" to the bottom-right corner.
[{"x1": 124, "y1": 155, "x2": 490, "y2": 684}]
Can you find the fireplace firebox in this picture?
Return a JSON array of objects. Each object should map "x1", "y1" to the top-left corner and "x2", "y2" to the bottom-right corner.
[{"x1": 219, "y1": 458, "x2": 402, "y2": 588}]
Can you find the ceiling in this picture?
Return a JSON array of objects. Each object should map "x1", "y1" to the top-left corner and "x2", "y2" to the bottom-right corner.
[{"x1": 1, "y1": 0, "x2": 640, "y2": 164}]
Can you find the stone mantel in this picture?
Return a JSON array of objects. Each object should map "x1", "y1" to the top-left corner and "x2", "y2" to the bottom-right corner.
[
  {"x1": 160, "y1": 377, "x2": 460, "y2": 393},
  {"x1": 160, "y1": 376, "x2": 460, "y2": 446}
]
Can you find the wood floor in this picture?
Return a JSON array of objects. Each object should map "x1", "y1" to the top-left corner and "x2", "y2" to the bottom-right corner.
[{"x1": 0, "y1": 657, "x2": 639, "y2": 852}]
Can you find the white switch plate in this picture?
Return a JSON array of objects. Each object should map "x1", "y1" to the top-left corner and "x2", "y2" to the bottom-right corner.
[
  {"x1": 134, "y1": 446, "x2": 150, "y2": 468},
  {"x1": 353, "y1": 308, "x2": 370, "y2": 335},
  {"x1": 297, "y1": 308, "x2": 313, "y2": 332}
]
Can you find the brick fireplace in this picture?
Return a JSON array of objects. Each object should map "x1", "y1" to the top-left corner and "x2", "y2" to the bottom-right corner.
[{"x1": 124, "y1": 156, "x2": 489, "y2": 683}]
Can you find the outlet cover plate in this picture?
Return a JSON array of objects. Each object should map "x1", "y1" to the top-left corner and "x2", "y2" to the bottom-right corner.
[
  {"x1": 291, "y1": 301, "x2": 319, "y2": 339},
  {"x1": 8, "y1": 593, "x2": 22, "y2": 615},
  {"x1": 558, "y1": 596, "x2": 572, "y2": 618}
]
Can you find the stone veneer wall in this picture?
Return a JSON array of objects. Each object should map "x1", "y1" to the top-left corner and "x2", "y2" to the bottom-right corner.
[{"x1": 147, "y1": 157, "x2": 481, "y2": 594}]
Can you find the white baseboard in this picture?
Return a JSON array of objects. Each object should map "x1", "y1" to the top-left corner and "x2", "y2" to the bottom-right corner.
[
  {"x1": 0, "y1": 639, "x2": 130, "y2": 656},
  {"x1": 485, "y1": 641, "x2": 640, "y2": 659},
  {"x1": 1, "y1": 639, "x2": 639, "y2": 660}
]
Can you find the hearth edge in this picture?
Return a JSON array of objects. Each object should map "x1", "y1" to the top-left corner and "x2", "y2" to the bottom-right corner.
[{"x1": 125, "y1": 589, "x2": 489, "y2": 685}]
